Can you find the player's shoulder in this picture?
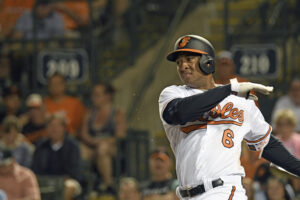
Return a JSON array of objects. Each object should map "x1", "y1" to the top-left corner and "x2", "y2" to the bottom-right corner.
[
  {"x1": 159, "y1": 85, "x2": 186, "y2": 103},
  {"x1": 161, "y1": 84, "x2": 186, "y2": 92},
  {"x1": 160, "y1": 85, "x2": 187, "y2": 96}
]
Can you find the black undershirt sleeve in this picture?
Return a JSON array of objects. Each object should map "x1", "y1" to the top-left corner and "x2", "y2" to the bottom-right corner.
[
  {"x1": 162, "y1": 84, "x2": 232, "y2": 125},
  {"x1": 262, "y1": 135, "x2": 300, "y2": 177}
]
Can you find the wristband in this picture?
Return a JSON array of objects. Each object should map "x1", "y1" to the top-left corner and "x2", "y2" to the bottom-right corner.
[{"x1": 230, "y1": 78, "x2": 239, "y2": 93}]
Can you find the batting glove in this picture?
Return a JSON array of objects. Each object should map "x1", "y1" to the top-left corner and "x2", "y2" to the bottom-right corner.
[{"x1": 230, "y1": 78, "x2": 273, "y2": 100}]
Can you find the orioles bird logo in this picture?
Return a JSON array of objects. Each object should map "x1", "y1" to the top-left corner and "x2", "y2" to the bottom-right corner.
[{"x1": 178, "y1": 36, "x2": 191, "y2": 48}]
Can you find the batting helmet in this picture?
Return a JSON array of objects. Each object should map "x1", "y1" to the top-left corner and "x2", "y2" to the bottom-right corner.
[{"x1": 167, "y1": 35, "x2": 215, "y2": 74}]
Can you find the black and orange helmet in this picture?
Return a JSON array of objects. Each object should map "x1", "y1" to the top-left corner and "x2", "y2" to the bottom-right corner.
[{"x1": 167, "y1": 35, "x2": 216, "y2": 74}]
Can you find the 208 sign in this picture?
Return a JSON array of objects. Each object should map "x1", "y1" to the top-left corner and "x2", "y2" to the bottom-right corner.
[
  {"x1": 37, "y1": 49, "x2": 89, "y2": 84},
  {"x1": 231, "y1": 44, "x2": 279, "y2": 78}
]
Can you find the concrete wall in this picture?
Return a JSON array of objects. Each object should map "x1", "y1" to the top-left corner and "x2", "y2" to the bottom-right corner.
[{"x1": 112, "y1": 2, "x2": 218, "y2": 146}]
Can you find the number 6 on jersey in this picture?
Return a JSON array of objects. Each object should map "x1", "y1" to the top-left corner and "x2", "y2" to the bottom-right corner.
[{"x1": 222, "y1": 129, "x2": 234, "y2": 148}]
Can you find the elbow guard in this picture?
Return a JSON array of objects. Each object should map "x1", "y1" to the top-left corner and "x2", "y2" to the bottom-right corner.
[{"x1": 162, "y1": 98, "x2": 183, "y2": 125}]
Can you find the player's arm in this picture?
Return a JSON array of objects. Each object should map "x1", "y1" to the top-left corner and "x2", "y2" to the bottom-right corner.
[
  {"x1": 162, "y1": 80, "x2": 273, "y2": 125},
  {"x1": 163, "y1": 84, "x2": 232, "y2": 125},
  {"x1": 262, "y1": 135, "x2": 300, "y2": 177},
  {"x1": 245, "y1": 101, "x2": 300, "y2": 177}
]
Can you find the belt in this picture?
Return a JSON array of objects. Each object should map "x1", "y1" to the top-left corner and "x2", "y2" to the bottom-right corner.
[{"x1": 179, "y1": 178, "x2": 224, "y2": 198}]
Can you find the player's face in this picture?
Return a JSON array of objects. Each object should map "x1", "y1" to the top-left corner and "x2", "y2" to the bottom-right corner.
[{"x1": 176, "y1": 54, "x2": 207, "y2": 88}]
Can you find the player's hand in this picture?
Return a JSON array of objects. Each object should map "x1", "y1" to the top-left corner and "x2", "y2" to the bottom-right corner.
[{"x1": 230, "y1": 78, "x2": 273, "y2": 99}]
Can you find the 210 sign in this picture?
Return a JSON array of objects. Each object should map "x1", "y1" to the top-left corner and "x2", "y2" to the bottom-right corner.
[{"x1": 231, "y1": 44, "x2": 279, "y2": 78}]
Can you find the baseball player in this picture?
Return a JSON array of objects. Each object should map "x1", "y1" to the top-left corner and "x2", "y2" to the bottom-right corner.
[{"x1": 158, "y1": 35, "x2": 300, "y2": 200}]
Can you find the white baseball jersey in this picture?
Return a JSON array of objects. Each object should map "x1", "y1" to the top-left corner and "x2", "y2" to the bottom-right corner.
[{"x1": 158, "y1": 85, "x2": 272, "y2": 188}]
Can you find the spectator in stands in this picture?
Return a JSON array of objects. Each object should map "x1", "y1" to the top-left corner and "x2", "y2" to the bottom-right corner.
[
  {"x1": 0, "y1": 0, "x2": 34, "y2": 38},
  {"x1": 22, "y1": 94, "x2": 48, "y2": 145},
  {"x1": 44, "y1": 73, "x2": 85, "y2": 136},
  {"x1": 0, "y1": 85, "x2": 25, "y2": 124},
  {"x1": 0, "y1": 146, "x2": 40, "y2": 200},
  {"x1": 140, "y1": 147, "x2": 179, "y2": 200},
  {"x1": 51, "y1": 0, "x2": 90, "y2": 31},
  {"x1": 273, "y1": 109, "x2": 300, "y2": 158},
  {"x1": 242, "y1": 177, "x2": 255, "y2": 200},
  {"x1": 31, "y1": 113, "x2": 82, "y2": 200},
  {"x1": 79, "y1": 83, "x2": 126, "y2": 193},
  {"x1": 273, "y1": 109, "x2": 300, "y2": 193},
  {"x1": 13, "y1": 0, "x2": 65, "y2": 39},
  {"x1": 266, "y1": 176, "x2": 293, "y2": 200},
  {"x1": 0, "y1": 115, "x2": 34, "y2": 168},
  {"x1": 272, "y1": 77, "x2": 300, "y2": 132},
  {"x1": 118, "y1": 177, "x2": 141, "y2": 200},
  {"x1": 214, "y1": 50, "x2": 248, "y2": 84}
]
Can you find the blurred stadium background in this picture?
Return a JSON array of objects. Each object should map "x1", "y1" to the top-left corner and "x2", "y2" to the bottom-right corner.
[{"x1": 0, "y1": 0, "x2": 300, "y2": 199}]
